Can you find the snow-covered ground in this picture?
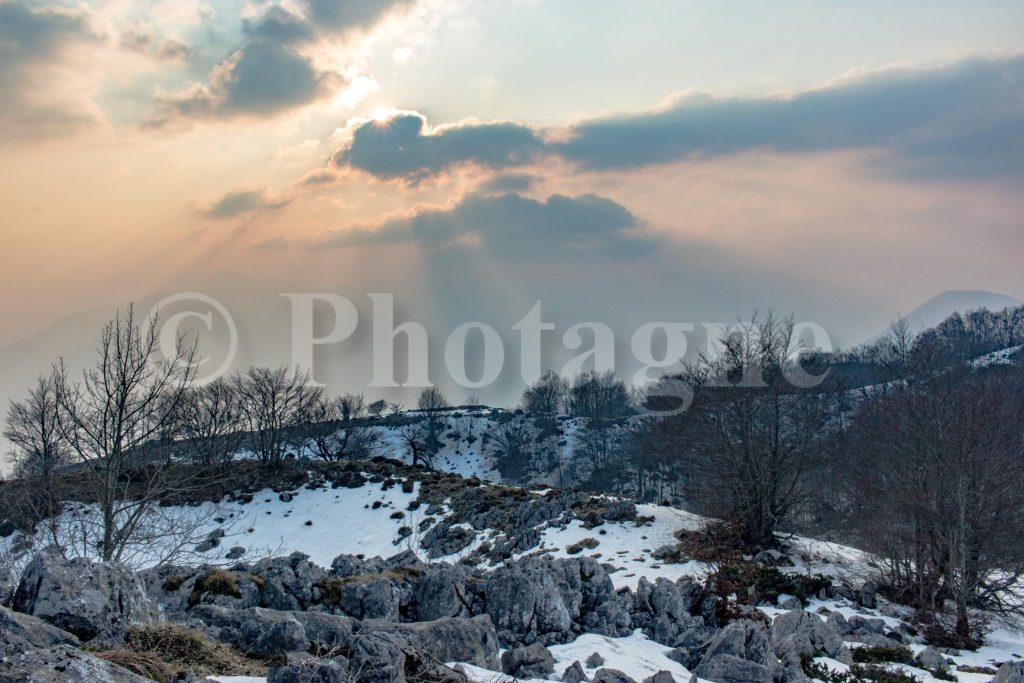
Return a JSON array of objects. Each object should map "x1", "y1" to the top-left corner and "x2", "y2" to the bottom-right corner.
[{"x1": 10, "y1": 471, "x2": 1024, "y2": 683}]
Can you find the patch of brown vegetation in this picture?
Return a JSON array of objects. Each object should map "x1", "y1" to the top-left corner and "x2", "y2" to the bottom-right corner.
[
  {"x1": 566, "y1": 537, "x2": 600, "y2": 554},
  {"x1": 188, "y1": 567, "x2": 241, "y2": 607},
  {"x1": 93, "y1": 624, "x2": 265, "y2": 682}
]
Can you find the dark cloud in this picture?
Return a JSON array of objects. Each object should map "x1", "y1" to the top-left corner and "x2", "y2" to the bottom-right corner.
[
  {"x1": 554, "y1": 55, "x2": 1024, "y2": 177},
  {"x1": 152, "y1": 40, "x2": 329, "y2": 122},
  {"x1": 151, "y1": 0, "x2": 413, "y2": 124},
  {"x1": 476, "y1": 173, "x2": 537, "y2": 194},
  {"x1": 305, "y1": 0, "x2": 416, "y2": 34},
  {"x1": 0, "y1": 0, "x2": 101, "y2": 140},
  {"x1": 319, "y1": 191, "x2": 650, "y2": 256},
  {"x1": 329, "y1": 55, "x2": 1024, "y2": 181},
  {"x1": 200, "y1": 188, "x2": 290, "y2": 218},
  {"x1": 333, "y1": 113, "x2": 545, "y2": 181}
]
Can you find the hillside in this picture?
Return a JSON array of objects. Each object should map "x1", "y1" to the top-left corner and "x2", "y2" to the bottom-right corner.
[{"x1": 4, "y1": 459, "x2": 1024, "y2": 683}]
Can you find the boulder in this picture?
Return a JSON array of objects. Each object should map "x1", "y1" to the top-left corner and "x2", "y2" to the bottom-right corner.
[
  {"x1": 0, "y1": 644, "x2": 153, "y2": 682},
  {"x1": 696, "y1": 655, "x2": 774, "y2": 683},
  {"x1": 825, "y1": 612, "x2": 851, "y2": 636},
  {"x1": 368, "y1": 614, "x2": 500, "y2": 670},
  {"x1": 847, "y1": 616, "x2": 887, "y2": 635},
  {"x1": 779, "y1": 596, "x2": 802, "y2": 611},
  {"x1": 252, "y1": 552, "x2": 326, "y2": 611},
  {"x1": 485, "y1": 560, "x2": 571, "y2": 644},
  {"x1": 593, "y1": 669, "x2": 638, "y2": 683},
  {"x1": 501, "y1": 642, "x2": 556, "y2": 678},
  {"x1": 250, "y1": 619, "x2": 308, "y2": 658},
  {"x1": 914, "y1": 646, "x2": 948, "y2": 671},
  {"x1": 11, "y1": 552, "x2": 156, "y2": 641},
  {"x1": 587, "y1": 652, "x2": 606, "y2": 668},
  {"x1": 770, "y1": 610, "x2": 844, "y2": 659},
  {"x1": 345, "y1": 631, "x2": 406, "y2": 683},
  {"x1": 644, "y1": 673, "x2": 677, "y2": 683},
  {"x1": 268, "y1": 652, "x2": 350, "y2": 683},
  {"x1": 186, "y1": 605, "x2": 313, "y2": 656},
  {"x1": 994, "y1": 662, "x2": 1024, "y2": 683},
  {"x1": 564, "y1": 660, "x2": 589, "y2": 683},
  {"x1": 695, "y1": 620, "x2": 779, "y2": 683},
  {"x1": 633, "y1": 576, "x2": 704, "y2": 645},
  {"x1": 0, "y1": 605, "x2": 79, "y2": 654},
  {"x1": 857, "y1": 582, "x2": 877, "y2": 609},
  {"x1": 414, "y1": 564, "x2": 472, "y2": 621},
  {"x1": 332, "y1": 575, "x2": 403, "y2": 621}
]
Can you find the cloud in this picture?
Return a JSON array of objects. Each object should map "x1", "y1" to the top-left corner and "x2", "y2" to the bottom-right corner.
[
  {"x1": 199, "y1": 188, "x2": 291, "y2": 219},
  {"x1": 332, "y1": 113, "x2": 545, "y2": 181},
  {"x1": 476, "y1": 173, "x2": 537, "y2": 194},
  {"x1": 0, "y1": 0, "x2": 102, "y2": 140},
  {"x1": 318, "y1": 191, "x2": 650, "y2": 257},
  {"x1": 150, "y1": 0, "x2": 414, "y2": 124},
  {"x1": 328, "y1": 55, "x2": 1024, "y2": 181},
  {"x1": 553, "y1": 55, "x2": 1024, "y2": 178},
  {"x1": 121, "y1": 29, "x2": 192, "y2": 62}
]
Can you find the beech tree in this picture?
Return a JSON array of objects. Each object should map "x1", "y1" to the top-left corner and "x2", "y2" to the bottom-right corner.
[
  {"x1": 662, "y1": 313, "x2": 840, "y2": 550},
  {"x1": 234, "y1": 366, "x2": 321, "y2": 464},
  {"x1": 51, "y1": 305, "x2": 200, "y2": 562}
]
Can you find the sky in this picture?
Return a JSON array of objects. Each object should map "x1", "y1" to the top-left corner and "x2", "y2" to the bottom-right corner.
[{"x1": 1, "y1": 0, "x2": 1023, "y2": 419}]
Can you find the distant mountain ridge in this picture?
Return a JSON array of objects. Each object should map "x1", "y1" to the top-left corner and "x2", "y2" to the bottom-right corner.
[{"x1": 865, "y1": 289, "x2": 1022, "y2": 345}]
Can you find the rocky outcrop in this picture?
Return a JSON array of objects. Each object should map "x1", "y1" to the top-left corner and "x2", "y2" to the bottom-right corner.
[
  {"x1": 994, "y1": 662, "x2": 1024, "y2": 683},
  {"x1": 501, "y1": 642, "x2": 556, "y2": 678},
  {"x1": 268, "y1": 652, "x2": 350, "y2": 683},
  {"x1": 0, "y1": 644, "x2": 152, "y2": 682},
  {"x1": 252, "y1": 552, "x2": 328, "y2": 611},
  {"x1": 694, "y1": 620, "x2": 779, "y2": 683},
  {"x1": 484, "y1": 558, "x2": 572, "y2": 644},
  {"x1": 769, "y1": 609, "x2": 845, "y2": 660},
  {"x1": 482, "y1": 555, "x2": 632, "y2": 645},
  {"x1": 0, "y1": 605, "x2": 79, "y2": 654},
  {"x1": 11, "y1": 552, "x2": 156, "y2": 642},
  {"x1": 368, "y1": 614, "x2": 501, "y2": 670},
  {"x1": 634, "y1": 576, "x2": 705, "y2": 646},
  {"x1": 185, "y1": 603, "x2": 498, "y2": 681},
  {"x1": 413, "y1": 563, "x2": 473, "y2": 621}
]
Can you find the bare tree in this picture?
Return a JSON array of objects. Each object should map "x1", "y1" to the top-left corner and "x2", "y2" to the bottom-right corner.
[
  {"x1": 520, "y1": 370, "x2": 567, "y2": 414},
  {"x1": 566, "y1": 370, "x2": 632, "y2": 423},
  {"x1": 416, "y1": 386, "x2": 450, "y2": 415},
  {"x1": 663, "y1": 313, "x2": 841, "y2": 550},
  {"x1": 416, "y1": 387, "x2": 450, "y2": 454},
  {"x1": 397, "y1": 422, "x2": 432, "y2": 468},
  {"x1": 50, "y1": 305, "x2": 200, "y2": 563},
  {"x1": 490, "y1": 414, "x2": 537, "y2": 481},
  {"x1": 234, "y1": 366, "x2": 322, "y2": 464},
  {"x1": 4, "y1": 376, "x2": 68, "y2": 519},
  {"x1": 304, "y1": 393, "x2": 381, "y2": 462},
  {"x1": 367, "y1": 399, "x2": 388, "y2": 419},
  {"x1": 840, "y1": 364, "x2": 1024, "y2": 642},
  {"x1": 179, "y1": 377, "x2": 244, "y2": 467}
]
